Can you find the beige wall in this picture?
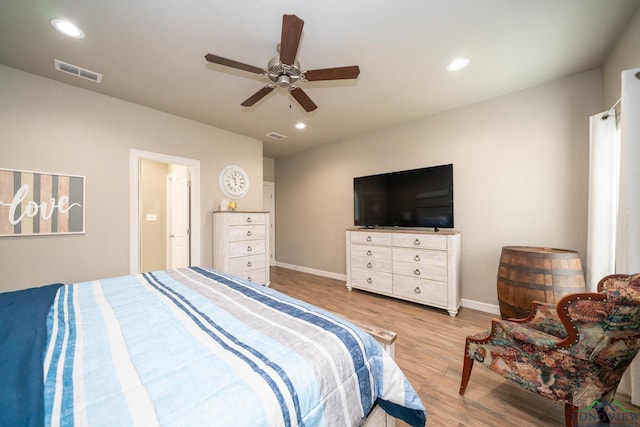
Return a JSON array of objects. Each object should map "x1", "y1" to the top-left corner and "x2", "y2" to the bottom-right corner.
[
  {"x1": 603, "y1": 7, "x2": 640, "y2": 109},
  {"x1": 275, "y1": 69, "x2": 602, "y2": 306},
  {"x1": 0, "y1": 65, "x2": 264, "y2": 292},
  {"x1": 263, "y1": 157, "x2": 275, "y2": 182}
]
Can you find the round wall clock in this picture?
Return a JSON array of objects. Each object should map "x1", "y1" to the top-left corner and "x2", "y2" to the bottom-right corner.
[{"x1": 219, "y1": 165, "x2": 249, "y2": 199}]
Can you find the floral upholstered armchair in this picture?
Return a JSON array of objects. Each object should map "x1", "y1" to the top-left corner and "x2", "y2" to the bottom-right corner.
[{"x1": 459, "y1": 273, "x2": 640, "y2": 427}]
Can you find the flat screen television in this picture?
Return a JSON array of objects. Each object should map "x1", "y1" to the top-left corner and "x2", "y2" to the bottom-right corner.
[{"x1": 353, "y1": 163, "x2": 453, "y2": 230}]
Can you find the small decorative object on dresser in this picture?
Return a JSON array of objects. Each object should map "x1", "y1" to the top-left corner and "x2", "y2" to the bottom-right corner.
[
  {"x1": 346, "y1": 228, "x2": 461, "y2": 316},
  {"x1": 213, "y1": 211, "x2": 270, "y2": 285}
]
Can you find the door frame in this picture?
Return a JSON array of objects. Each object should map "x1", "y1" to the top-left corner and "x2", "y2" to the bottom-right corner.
[
  {"x1": 263, "y1": 181, "x2": 275, "y2": 266},
  {"x1": 130, "y1": 149, "x2": 201, "y2": 274}
]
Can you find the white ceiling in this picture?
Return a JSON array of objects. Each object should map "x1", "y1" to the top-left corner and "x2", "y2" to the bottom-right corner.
[{"x1": 1, "y1": 0, "x2": 638, "y2": 158}]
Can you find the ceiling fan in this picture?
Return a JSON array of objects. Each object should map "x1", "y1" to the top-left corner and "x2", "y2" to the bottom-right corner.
[{"x1": 205, "y1": 14, "x2": 360, "y2": 112}]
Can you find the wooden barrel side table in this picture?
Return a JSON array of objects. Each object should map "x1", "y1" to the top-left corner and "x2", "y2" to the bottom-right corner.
[{"x1": 497, "y1": 246, "x2": 586, "y2": 319}]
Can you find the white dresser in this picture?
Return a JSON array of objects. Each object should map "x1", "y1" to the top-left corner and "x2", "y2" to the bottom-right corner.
[
  {"x1": 213, "y1": 211, "x2": 270, "y2": 286},
  {"x1": 346, "y1": 228, "x2": 461, "y2": 316}
]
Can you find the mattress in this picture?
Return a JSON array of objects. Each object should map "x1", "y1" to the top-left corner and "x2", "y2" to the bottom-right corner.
[{"x1": 26, "y1": 267, "x2": 427, "y2": 426}]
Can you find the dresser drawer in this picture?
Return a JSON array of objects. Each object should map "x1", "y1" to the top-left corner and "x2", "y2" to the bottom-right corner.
[
  {"x1": 350, "y1": 244, "x2": 392, "y2": 259},
  {"x1": 350, "y1": 231, "x2": 392, "y2": 246},
  {"x1": 229, "y1": 224, "x2": 266, "y2": 242},
  {"x1": 229, "y1": 254, "x2": 266, "y2": 273},
  {"x1": 229, "y1": 240, "x2": 266, "y2": 258},
  {"x1": 227, "y1": 213, "x2": 266, "y2": 226},
  {"x1": 393, "y1": 247, "x2": 447, "y2": 267},
  {"x1": 392, "y1": 233, "x2": 447, "y2": 251},
  {"x1": 393, "y1": 260, "x2": 448, "y2": 282},
  {"x1": 351, "y1": 255, "x2": 392, "y2": 273},
  {"x1": 233, "y1": 269, "x2": 266, "y2": 285},
  {"x1": 393, "y1": 275, "x2": 447, "y2": 306},
  {"x1": 350, "y1": 268, "x2": 392, "y2": 293}
]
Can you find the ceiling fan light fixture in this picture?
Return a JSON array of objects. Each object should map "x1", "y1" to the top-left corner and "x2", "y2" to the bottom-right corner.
[
  {"x1": 277, "y1": 74, "x2": 291, "y2": 88},
  {"x1": 447, "y1": 57, "x2": 470, "y2": 72},
  {"x1": 51, "y1": 19, "x2": 85, "y2": 39}
]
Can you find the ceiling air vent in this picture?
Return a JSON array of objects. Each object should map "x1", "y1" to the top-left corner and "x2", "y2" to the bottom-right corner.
[
  {"x1": 54, "y1": 59, "x2": 102, "y2": 83},
  {"x1": 266, "y1": 131, "x2": 287, "y2": 140}
]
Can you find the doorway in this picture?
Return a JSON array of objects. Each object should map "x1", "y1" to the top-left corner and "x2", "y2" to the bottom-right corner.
[{"x1": 130, "y1": 149, "x2": 201, "y2": 274}]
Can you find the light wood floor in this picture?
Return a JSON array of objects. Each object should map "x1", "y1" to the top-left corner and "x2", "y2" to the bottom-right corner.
[{"x1": 269, "y1": 266, "x2": 635, "y2": 427}]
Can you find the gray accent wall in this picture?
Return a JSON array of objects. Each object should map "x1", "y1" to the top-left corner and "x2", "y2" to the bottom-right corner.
[
  {"x1": 603, "y1": 7, "x2": 640, "y2": 111},
  {"x1": 275, "y1": 69, "x2": 602, "y2": 306},
  {"x1": 273, "y1": 8, "x2": 640, "y2": 307}
]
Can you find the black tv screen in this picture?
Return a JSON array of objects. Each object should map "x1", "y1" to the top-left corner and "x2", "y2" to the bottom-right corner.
[{"x1": 354, "y1": 163, "x2": 453, "y2": 229}]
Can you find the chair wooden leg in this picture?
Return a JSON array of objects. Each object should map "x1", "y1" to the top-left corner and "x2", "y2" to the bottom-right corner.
[
  {"x1": 597, "y1": 406, "x2": 611, "y2": 424},
  {"x1": 459, "y1": 351, "x2": 474, "y2": 395},
  {"x1": 564, "y1": 404, "x2": 577, "y2": 427}
]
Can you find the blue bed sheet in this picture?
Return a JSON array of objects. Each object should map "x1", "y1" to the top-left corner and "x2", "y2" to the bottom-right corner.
[{"x1": 1, "y1": 283, "x2": 62, "y2": 427}]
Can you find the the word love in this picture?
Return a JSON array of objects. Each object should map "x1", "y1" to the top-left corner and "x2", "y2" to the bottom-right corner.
[{"x1": 0, "y1": 184, "x2": 82, "y2": 225}]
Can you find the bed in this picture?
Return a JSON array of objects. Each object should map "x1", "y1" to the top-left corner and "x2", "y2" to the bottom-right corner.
[{"x1": 1, "y1": 267, "x2": 426, "y2": 427}]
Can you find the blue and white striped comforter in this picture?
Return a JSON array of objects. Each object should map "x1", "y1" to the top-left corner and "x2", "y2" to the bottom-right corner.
[{"x1": 44, "y1": 267, "x2": 426, "y2": 427}]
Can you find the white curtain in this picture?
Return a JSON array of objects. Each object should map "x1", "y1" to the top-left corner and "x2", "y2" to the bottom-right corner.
[
  {"x1": 616, "y1": 69, "x2": 640, "y2": 275},
  {"x1": 586, "y1": 112, "x2": 619, "y2": 291},
  {"x1": 618, "y1": 68, "x2": 640, "y2": 406}
]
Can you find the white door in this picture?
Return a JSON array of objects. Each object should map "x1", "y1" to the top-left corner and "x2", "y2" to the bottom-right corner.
[
  {"x1": 168, "y1": 166, "x2": 190, "y2": 268},
  {"x1": 263, "y1": 182, "x2": 275, "y2": 266}
]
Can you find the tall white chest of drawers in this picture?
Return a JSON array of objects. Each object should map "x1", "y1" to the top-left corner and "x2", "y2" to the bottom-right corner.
[
  {"x1": 346, "y1": 228, "x2": 461, "y2": 316},
  {"x1": 213, "y1": 211, "x2": 270, "y2": 286}
]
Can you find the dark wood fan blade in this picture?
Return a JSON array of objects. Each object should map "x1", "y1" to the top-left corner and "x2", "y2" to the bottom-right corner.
[
  {"x1": 303, "y1": 65, "x2": 360, "y2": 81},
  {"x1": 205, "y1": 54, "x2": 264, "y2": 75},
  {"x1": 241, "y1": 86, "x2": 275, "y2": 107},
  {"x1": 280, "y1": 15, "x2": 304, "y2": 65},
  {"x1": 290, "y1": 87, "x2": 317, "y2": 112}
]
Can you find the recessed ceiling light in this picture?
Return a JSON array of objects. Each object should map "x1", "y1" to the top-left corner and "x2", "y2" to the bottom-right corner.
[
  {"x1": 446, "y1": 57, "x2": 470, "y2": 72},
  {"x1": 51, "y1": 19, "x2": 85, "y2": 39},
  {"x1": 295, "y1": 122, "x2": 306, "y2": 129}
]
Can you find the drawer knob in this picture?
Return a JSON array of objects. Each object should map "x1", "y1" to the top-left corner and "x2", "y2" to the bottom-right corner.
[
  {"x1": 367, "y1": 277, "x2": 373, "y2": 284},
  {"x1": 366, "y1": 250, "x2": 372, "y2": 256},
  {"x1": 367, "y1": 262, "x2": 373, "y2": 269},
  {"x1": 366, "y1": 235, "x2": 372, "y2": 242},
  {"x1": 414, "y1": 255, "x2": 420, "y2": 262},
  {"x1": 247, "y1": 230, "x2": 252, "y2": 237},
  {"x1": 414, "y1": 287, "x2": 421, "y2": 294},
  {"x1": 247, "y1": 276, "x2": 253, "y2": 282},
  {"x1": 247, "y1": 246, "x2": 252, "y2": 252},
  {"x1": 247, "y1": 261, "x2": 252, "y2": 267},
  {"x1": 246, "y1": 217, "x2": 252, "y2": 223},
  {"x1": 414, "y1": 238, "x2": 421, "y2": 246},
  {"x1": 414, "y1": 269, "x2": 421, "y2": 276}
]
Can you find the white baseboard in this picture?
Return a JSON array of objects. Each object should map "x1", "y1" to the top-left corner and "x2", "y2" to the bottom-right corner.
[
  {"x1": 274, "y1": 262, "x2": 500, "y2": 316},
  {"x1": 461, "y1": 298, "x2": 501, "y2": 316},
  {"x1": 275, "y1": 261, "x2": 347, "y2": 281}
]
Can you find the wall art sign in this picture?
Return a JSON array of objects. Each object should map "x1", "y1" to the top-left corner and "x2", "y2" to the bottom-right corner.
[{"x1": 0, "y1": 168, "x2": 85, "y2": 236}]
